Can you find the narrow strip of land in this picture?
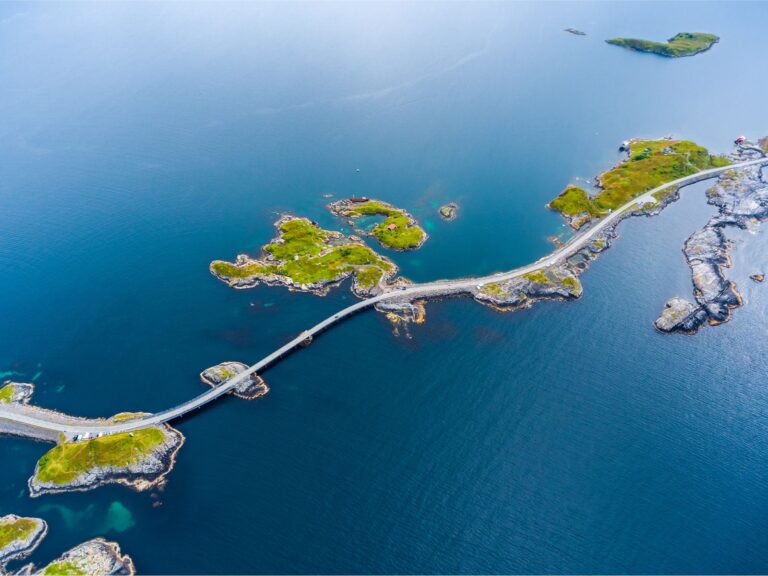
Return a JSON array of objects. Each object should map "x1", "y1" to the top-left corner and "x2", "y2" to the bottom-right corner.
[{"x1": 2, "y1": 157, "x2": 766, "y2": 438}]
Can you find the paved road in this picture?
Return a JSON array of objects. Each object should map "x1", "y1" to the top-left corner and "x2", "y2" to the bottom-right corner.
[{"x1": 3, "y1": 156, "x2": 766, "y2": 438}]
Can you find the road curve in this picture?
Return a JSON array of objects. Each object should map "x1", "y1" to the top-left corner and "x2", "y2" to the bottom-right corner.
[{"x1": 2, "y1": 156, "x2": 766, "y2": 438}]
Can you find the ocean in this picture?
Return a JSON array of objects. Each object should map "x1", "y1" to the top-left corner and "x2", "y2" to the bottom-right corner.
[{"x1": 2, "y1": 2, "x2": 768, "y2": 572}]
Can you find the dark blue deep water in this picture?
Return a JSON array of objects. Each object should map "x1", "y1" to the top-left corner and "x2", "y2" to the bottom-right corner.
[{"x1": 3, "y1": 2, "x2": 768, "y2": 573}]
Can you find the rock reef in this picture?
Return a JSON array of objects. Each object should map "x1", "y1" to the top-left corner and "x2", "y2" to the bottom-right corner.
[
  {"x1": 200, "y1": 362, "x2": 268, "y2": 400},
  {"x1": 655, "y1": 145, "x2": 768, "y2": 333},
  {"x1": 0, "y1": 515, "x2": 47, "y2": 568},
  {"x1": 18, "y1": 538, "x2": 135, "y2": 576}
]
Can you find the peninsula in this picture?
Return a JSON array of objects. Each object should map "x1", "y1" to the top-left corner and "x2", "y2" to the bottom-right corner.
[
  {"x1": 606, "y1": 32, "x2": 719, "y2": 58},
  {"x1": 327, "y1": 199, "x2": 427, "y2": 250},
  {"x1": 548, "y1": 138, "x2": 730, "y2": 229}
]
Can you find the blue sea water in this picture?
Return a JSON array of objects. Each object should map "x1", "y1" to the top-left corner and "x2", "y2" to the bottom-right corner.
[{"x1": 2, "y1": 2, "x2": 768, "y2": 573}]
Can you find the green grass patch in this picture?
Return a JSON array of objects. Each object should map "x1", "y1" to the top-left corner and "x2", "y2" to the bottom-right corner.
[
  {"x1": 355, "y1": 266, "x2": 383, "y2": 288},
  {"x1": 35, "y1": 428, "x2": 166, "y2": 485},
  {"x1": 0, "y1": 384, "x2": 13, "y2": 404},
  {"x1": 480, "y1": 283, "x2": 504, "y2": 296},
  {"x1": 44, "y1": 561, "x2": 86, "y2": 575},
  {"x1": 110, "y1": 412, "x2": 144, "y2": 423},
  {"x1": 549, "y1": 140, "x2": 730, "y2": 222},
  {"x1": 549, "y1": 186, "x2": 603, "y2": 217},
  {"x1": 606, "y1": 33, "x2": 718, "y2": 57},
  {"x1": 0, "y1": 517, "x2": 38, "y2": 550},
  {"x1": 561, "y1": 276, "x2": 580, "y2": 290},
  {"x1": 524, "y1": 271, "x2": 551, "y2": 284}
]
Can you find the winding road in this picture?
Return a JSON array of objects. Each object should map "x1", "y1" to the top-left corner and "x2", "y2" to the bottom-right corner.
[{"x1": 2, "y1": 155, "x2": 767, "y2": 438}]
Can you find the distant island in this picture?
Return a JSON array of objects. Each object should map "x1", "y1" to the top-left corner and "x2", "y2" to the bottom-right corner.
[
  {"x1": 606, "y1": 32, "x2": 719, "y2": 58},
  {"x1": 564, "y1": 28, "x2": 586, "y2": 36}
]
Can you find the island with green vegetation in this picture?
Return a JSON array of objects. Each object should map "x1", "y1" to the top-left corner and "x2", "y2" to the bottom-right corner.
[
  {"x1": 328, "y1": 199, "x2": 427, "y2": 250},
  {"x1": 210, "y1": 215, "x2": 399, "y2": 297},
  {"x1": 200, "y1": 361, "x2": 268, "y2": 400},
  {"x1": 29, "y1": 416, "x2": 184, "y2": 497},
  {"x1": 438, "y1": 202, "x2": 459, "y2": 221},
  {"x1": 0, "y1": 515, "x2": 47, "y2": 567},
  {"x1": 28, "y1": 538, "x2": 135, "y2": 576},
  {"x1": 548, "y1": 138, "x2": 730, "y2": 229},
  {"x1": 606, "y1": 32, "x2": 719, "y2": 58}
]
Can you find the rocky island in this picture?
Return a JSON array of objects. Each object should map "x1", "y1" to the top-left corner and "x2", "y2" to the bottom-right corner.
[
  {"x1": 201, "y1": 361, "x2": 268, "y2": 400},
  {"x1": 327, "y1": 199, "x2": 427, "y2": 250},
  {"x1": 210, "y1": 215, "x2": 399, "y2": 297},
  {"x1": 564, "y1": 28, "x2": 586, "y2": 36},
  {"x1": 17, "y1": 538, "x2": 135, "y2": 575},
  {"x1": 655, "y1": 143, "x2": 768, "y2": 333},
  {"x1": 606, "y1": 32, "x2": 719, "y2": 58},
  {"x1": 548, "y1": 138, "x2": 730, "y2": 229},
  {"x1": 0, "y1": 515, "x2": 47, "y2": 568},
  {"x1": 438, "y1": 202, "x2": 459, "y2": 221}
]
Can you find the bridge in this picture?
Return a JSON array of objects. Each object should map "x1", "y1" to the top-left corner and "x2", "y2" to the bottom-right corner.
[{"x1": 2, "y1": 156, "x2": 766, "y2": 439}]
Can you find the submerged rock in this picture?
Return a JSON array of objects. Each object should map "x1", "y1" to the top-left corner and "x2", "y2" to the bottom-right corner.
[
  {"x1": 200, "y1": 362, "x2": 268, "y2": 400},
  {"x1": 0, "y1": 515, "x2": 47, "y2": 567}
]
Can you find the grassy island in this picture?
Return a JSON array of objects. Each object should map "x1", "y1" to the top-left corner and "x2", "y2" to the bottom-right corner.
[
  {"x1": 0, "y1": 516, "x2": 39, "y2": 552},
  {"x1": 0, "y1": 515, "x2": 47, "y2": 566},
  {"x1": 328, "y1": 199, "x2": 427, "y2": 250},
  {"x1": 211, "y1": 216, "x2": 397, "y2": 295},
  {"x1": 35, "y1": 428, "x2": 166, "y2": 486},
  {"x1": 606, "y1": 32, "x2": 718, "y2": 57},
  {"x1": 549, "y1": 139, "x2": 730, "y2": 228}
]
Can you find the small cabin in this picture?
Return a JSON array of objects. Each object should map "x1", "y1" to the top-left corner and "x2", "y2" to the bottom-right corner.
[
  {"x1": 735, "y1": 136, "x2": 747, "y2": 144},
  {"x1": 386, "y1": 223, "x2": 397, "y2": 231}
]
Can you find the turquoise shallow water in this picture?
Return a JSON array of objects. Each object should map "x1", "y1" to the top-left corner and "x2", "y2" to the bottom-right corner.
[{"x1": 2, "y1": 2, "x2": 768, "y2": 573}]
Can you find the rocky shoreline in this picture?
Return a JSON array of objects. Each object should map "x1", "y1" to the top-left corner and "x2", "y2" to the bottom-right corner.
[
  {"x1": 200, "y1": 361, "x2": 269, "y2": 400},
  {"x1": 655, "y1": 145, "x2": 768, "y2": 334},
  {"x1": 16, "y1": 538, "x2": 135, "y2": 576},
  {"x1": 0, "y1": 515, "x2": 47, "y2": 568}
]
